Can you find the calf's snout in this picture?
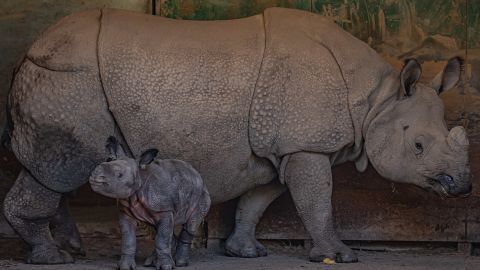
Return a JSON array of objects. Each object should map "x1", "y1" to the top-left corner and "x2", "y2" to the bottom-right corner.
[{"x1": 89, "y1": 166, "x2": 107, "y2": 183}]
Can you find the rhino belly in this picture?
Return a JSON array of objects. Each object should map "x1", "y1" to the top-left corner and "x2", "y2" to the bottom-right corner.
[{"x1": 98, "y1": 9, "x2": 269, "y2": 203}]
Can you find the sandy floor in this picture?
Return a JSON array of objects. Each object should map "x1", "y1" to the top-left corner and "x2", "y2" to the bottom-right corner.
[{"x1": 1, "y1": 238, "x2": 479, "y2": 270}]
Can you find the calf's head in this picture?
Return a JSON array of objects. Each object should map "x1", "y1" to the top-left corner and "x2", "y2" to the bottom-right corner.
[
  {"x1": 89, "y1": 136, "x2": 159, "y2": 199},
  {"x1": 366, "y1": 57, "x2": 471, "y2": 197}
]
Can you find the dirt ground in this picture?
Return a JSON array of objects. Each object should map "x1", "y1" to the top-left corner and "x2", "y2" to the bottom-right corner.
[{"x1": 1, "y1": 238, "x2": 479, "y2": 270}]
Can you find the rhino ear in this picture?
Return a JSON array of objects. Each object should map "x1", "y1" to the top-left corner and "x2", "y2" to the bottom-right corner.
[
  {"x1": 105, "y1": 136, "x2": 118, "y2": 160},
  {"x1": 430, "y1": 56, "x2": 463, "y2": 94},
  {"x1": 139, "y1": 149, "x2": 159, "y2": 169},
  {"x1": 399, "y1": 58, "x2": 422, "y2": 98}
]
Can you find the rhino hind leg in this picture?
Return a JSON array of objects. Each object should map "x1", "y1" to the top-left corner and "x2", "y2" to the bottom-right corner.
[
  {"x1": 174, "y1": 190, "x2": 211, "y2": 267},
  {"x1": 3, "y1": 169, "x2": 74, "y2": 264},
  {"x1": 50, "y1": 195, "x2": 85, "y2": 256},
  {"x1": 225, "y1": 182, "x2": 286, "y2": 258}
]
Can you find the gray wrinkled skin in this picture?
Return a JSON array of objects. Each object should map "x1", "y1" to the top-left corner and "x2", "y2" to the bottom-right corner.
[
  {"x1": 89, "y1": 137, "x2": 210, "y2": 270},
  {"x1": 3, "y1": 7, "x2": 471, "y2": 264}
]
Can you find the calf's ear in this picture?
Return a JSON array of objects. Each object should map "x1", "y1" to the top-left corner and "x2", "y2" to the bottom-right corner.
[
  {"x1": 430, "y1": 56, "x2": 463, "y2": 94},
  {"x1": 139, "y1": 149, "x2": 159, "y2": 169},
  {"x1": 399, "y1": 58, "x2": 422, "y2": 98}
]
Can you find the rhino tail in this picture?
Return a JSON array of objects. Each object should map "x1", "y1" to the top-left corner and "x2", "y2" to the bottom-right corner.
[
  {"x1": 1, "y1": 95, "x2": 13, "y2": 150},
  {"x1": 1, "y1": 66, "x2": 20, "y2": 151}
]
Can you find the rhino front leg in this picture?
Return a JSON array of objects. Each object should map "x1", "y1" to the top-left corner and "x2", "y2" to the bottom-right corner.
[
  {"x1": 155, "y1": 212, "x2": 175, "y2": 270},
  {"x1": 225, "y1": 182, "x2": 286, "y2": 258},
  {"x1": 284, "y1": 152, "x2": 357, "y2": 263},
  {"x1": 118, "y1": 213, "x2": 138, "y2": 270},
  {"x1": 50, "y1": 195, "x2": 85, "y2": 256},
  {"x1": 3, "y1": 169, "x2": 74, "y2": 264}
]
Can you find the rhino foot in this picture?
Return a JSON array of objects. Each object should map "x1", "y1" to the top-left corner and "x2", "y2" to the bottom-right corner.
[
  {"x1": 155, "y1": 255, "x2": 175, "y2": 270},
  {"x1": 27, "y1": 245, "x2": 74, "y2": 264},
  {"x1": 175, "y1": 243, "x2": 190, "y2": 267},
  {"x1": 308, "y1": 244, "x2": 358, "y2": 263},
  {"x1": 52, "y1": 230, "x2": 85, "y2": 256},
  {"x1": 145, "y1": 237, "x2": 177, "y2": 267},
  {"x1": 225, "y1": 234, "x2": 267, "y2": 258}
]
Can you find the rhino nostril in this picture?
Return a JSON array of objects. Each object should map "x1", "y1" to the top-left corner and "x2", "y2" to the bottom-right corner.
[
  {"x1": 436, "y1": 174, "x2": 473, "y2": 197},
  {"x1": 436, "y1": 174, "x2": 455, "y2": 191}
]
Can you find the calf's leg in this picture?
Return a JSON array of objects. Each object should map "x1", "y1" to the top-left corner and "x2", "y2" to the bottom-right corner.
[
  {"x1": 118, "y1": 213, "x2": 138, "y2": 270},
  {"x1": 155, "y1": 211, "x2": 175, "y2": 270},
  {"x1": 175, "y1": 190, "x2": 211, "y2": 267}
]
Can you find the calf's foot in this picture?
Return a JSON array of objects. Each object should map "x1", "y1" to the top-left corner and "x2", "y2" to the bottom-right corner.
[
  {"x1": 156, "y1": 254, "x2": 175, "y2": 270},
  {"x1": 119, "y1": 254, "x2": 137, "y2": 270},
  {"x1": 174, "y1": 244, "x2": 189, "y2": 267}
]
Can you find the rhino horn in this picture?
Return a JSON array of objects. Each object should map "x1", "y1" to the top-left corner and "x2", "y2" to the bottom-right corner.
[{"x1": 447, "y1": 126, "x2": 469, "y2": 149}]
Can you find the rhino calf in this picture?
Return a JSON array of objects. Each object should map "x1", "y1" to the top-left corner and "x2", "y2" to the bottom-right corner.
[{"x1": 89, "y1": 137, "x2": 210, "y2": 270}]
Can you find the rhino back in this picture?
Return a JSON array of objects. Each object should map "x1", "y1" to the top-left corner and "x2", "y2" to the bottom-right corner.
[
  {"x1": 9, "y1": 9, "x2": 117, "y2": 192},
  {"x1": 250, "y1": 7, "x2": 392, "y2": 161},
  {"x1": 99, "y1": 9, "x2": 271, "y2": 202}
]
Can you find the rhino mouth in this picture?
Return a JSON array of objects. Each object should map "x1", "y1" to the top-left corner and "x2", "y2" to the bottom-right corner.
[
  {"x1": 89, "y1": 177, "x2": 109, "y2": 187},
  {"x1": 426, "y1": 174, "x2": 471, "y2": 198}
]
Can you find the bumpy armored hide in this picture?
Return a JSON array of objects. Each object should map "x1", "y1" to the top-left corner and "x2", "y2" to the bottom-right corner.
[
  {"x1": 9, "y1": 7, "x2": 394, "y2": 195},
  {"x1": 249, "y1": 8, "x2": 394, "y2": 170},
  {"x1": 97, "y1": 9, "x2": 271, "y2": 202},
  {"x1": 9, "y1": 10, "x2": 116, "y2": 191}
]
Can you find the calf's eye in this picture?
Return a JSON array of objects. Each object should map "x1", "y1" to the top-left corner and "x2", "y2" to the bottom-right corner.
[{"x1": 118, "y1": 173, "x2": 123, "y2": 178}]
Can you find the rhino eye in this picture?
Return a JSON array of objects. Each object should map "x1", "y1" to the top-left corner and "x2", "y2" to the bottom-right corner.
[
  {"x1": 415, "y1": 142, "x2": 423, "y2": 152},
  {"x1": 118, "y1": 172, "x2": 123, "y2": 178}
]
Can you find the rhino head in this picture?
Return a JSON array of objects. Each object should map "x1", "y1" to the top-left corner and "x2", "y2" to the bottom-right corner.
[
  {"x1": 365, "y1": 57, "x2": 471, "y2": 197},
  {"x1": 89, "y1": 136, "x2": 158, "y2": 199}
]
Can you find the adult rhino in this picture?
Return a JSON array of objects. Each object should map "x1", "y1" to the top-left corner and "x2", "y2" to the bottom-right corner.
[{"x1": 2, "y1": 7, "x2": 471, "y2": 265}]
